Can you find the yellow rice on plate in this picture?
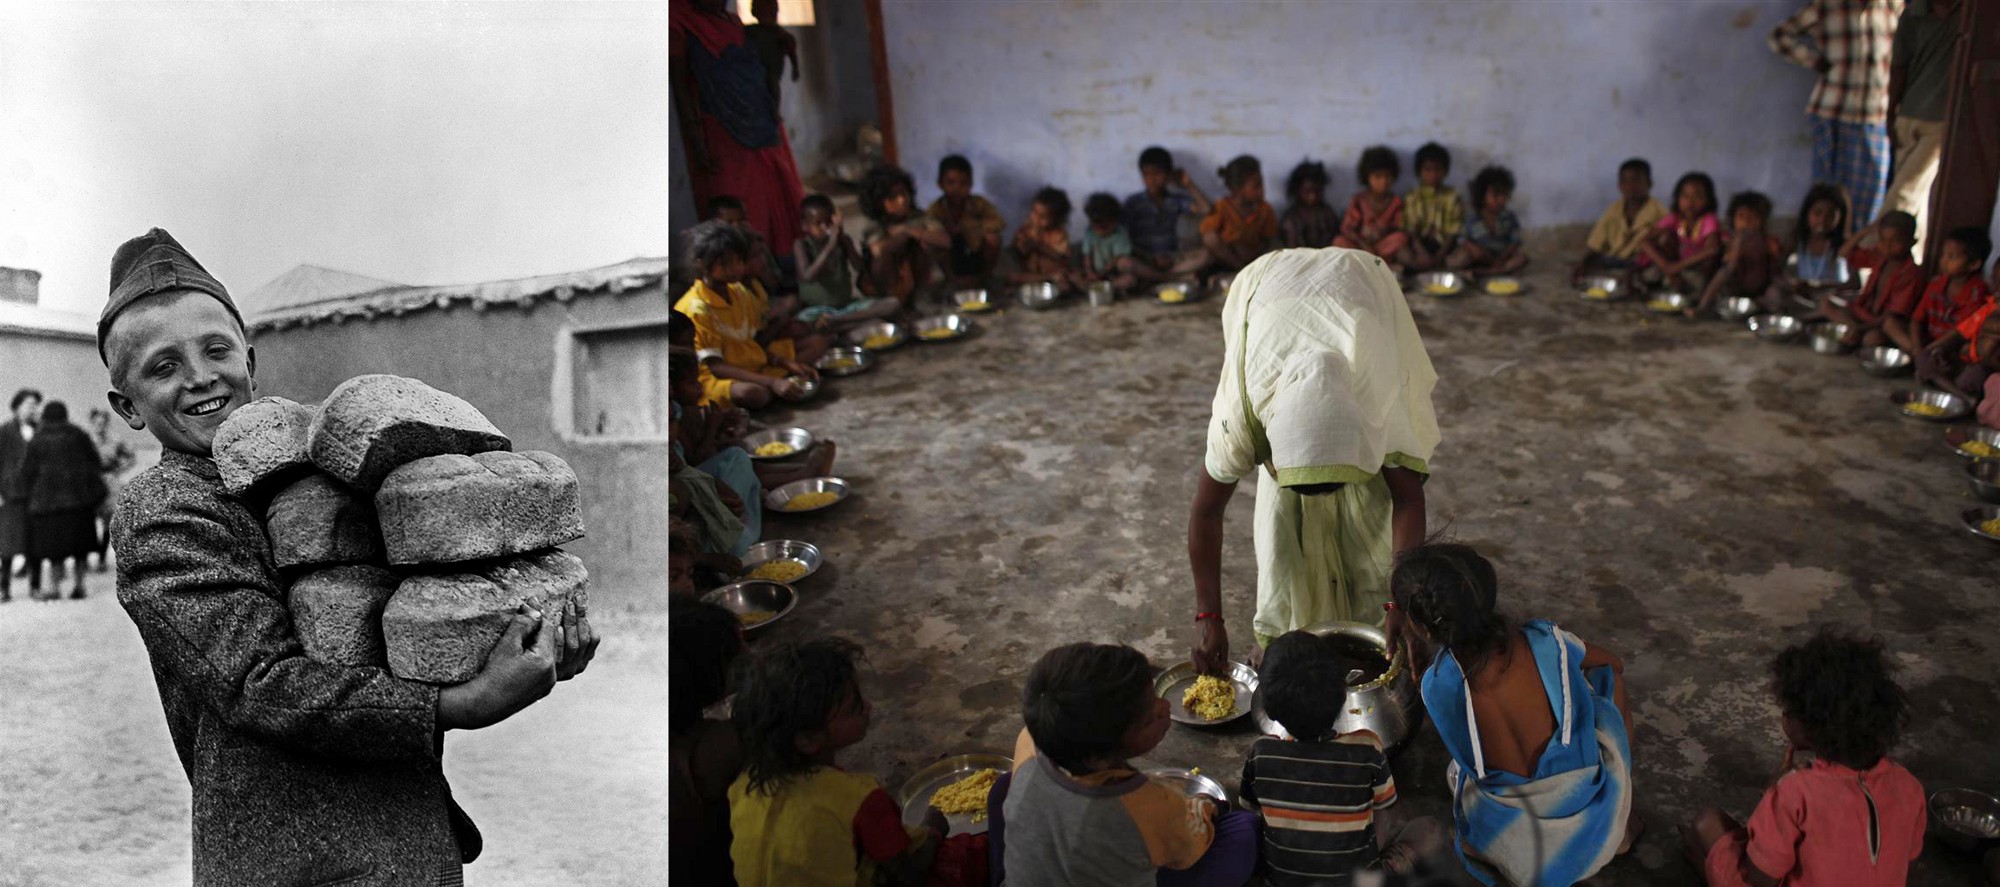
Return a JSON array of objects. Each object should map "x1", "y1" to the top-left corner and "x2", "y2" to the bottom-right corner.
[
  {"x1": 1961, "y1": 440, "x2": 1997, "y2": 458},
  {"x1": 1159, "y1": 288, "x2": 1189, "y2": 303},
  {"x1": 1982, "y1": 518, "x2": 2000, "y2": 537},
  {"x1": 1584, "y1": 287, "x2": 1611, "y2": 300},
  {"x1": 919, "y1": 327, "x2": 957, "y2": 340},
  {"x1": 1486, "y1": 279, "x2": 1522, "y2": 295},
  {"x1": 824, "y1": 357, "x2": 860, "y2": 370},
  {"x1": 1904, "y1": 402, "x2": 1948, "y2": 417},
  {"x1": 746, "y1": 559, "x2": 809, "y2": 582},
  {"x1": 1423, "y1": 283, "x2": 1455, "y2": 295},
  {"x1": 737, "y1": 610, "x2": 776, "y2": 627},
  {"x1": 930, "y1": 768, "x2": 999, "y2": 821},
  {"x1": 754, "y1": 441, "x2": 797, "y2": 458},
  {"x1": 862, "y1": 334, "x2": 899, "y2": 350},
  {"x1": 1182, "y1": 674, "x2": 1235, "y2": 720},
  {"x1": 784, "y1": 491, "x2": 841, "y2": 511},
  {"x1": 959, "y1": 300, "x2": 993, "y2": 312}
]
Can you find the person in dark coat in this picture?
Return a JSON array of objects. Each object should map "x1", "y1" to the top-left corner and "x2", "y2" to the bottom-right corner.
[
  {"x1": 0, "y1": 387, "x2": 43, "y2": 602},
  {"x1": 20, "y1": 400, "x2": 107, "y2": 600},
  {"x1": 99, "y1": 227, "x2": 600, "y2": 886}
]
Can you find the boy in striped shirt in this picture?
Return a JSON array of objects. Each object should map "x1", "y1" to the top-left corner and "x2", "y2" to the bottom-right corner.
[{"x1": 1240, "y1": 630, "x2": 1443, "y2": 885}]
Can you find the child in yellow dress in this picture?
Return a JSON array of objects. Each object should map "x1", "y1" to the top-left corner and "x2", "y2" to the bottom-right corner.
[{"x1": 673, "y1": 221, "x2": 826, "y2": 410}]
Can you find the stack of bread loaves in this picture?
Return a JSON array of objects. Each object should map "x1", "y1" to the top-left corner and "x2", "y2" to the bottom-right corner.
[{"x1": 213, "y1": 374, "x2": 587, "y2": 683}]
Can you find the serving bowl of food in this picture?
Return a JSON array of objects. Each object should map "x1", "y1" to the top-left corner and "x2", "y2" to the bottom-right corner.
[
  {"x1": 739, "y1": 539, "x2": 823, "y2": 583},
  {"x1": 1965, "y1": 506, "x2": 2000, "y2": 544},
  {"x1": 1946, "y1": 427, "x2": 2000, "y2": 460},
  {"x1": 1891, "y1": 389, "x2": 1970, "y2": 422},
  {"x1": 1749, "y1": 314, "x2": 1806, "y2": 342},
  {"x1": 1155, "y1": 660, "x2": 1258, "y2": 726},
  {"x1": 702, "y1": 579, "x2": 797, "y2": 633},
  {"x1": 1414, "y1": 270, "x2": 1470, "y2": 297},
  {"x1": 953, "y1": 288, "x2": 995, "y2": 313},
  {"x1": 1017, "y1": 282, "x2": 1062, "y2": 310},
  {"x1": 1860, "y1": 346, "x2": 1913, "y2": 376},
  {"x1": 817, "y1": 347, "x2": 873, "y2": 376},
  {"x1": 741, "y1": 426, "x2": 814, "y2": 461},
  {"x1": 913, "y1": 314, "x2": 974, "y2": 342},
  {"x1": 764, "y1": 476, "x2": 851, "y2": 514},
  {"x1": 851, "y1": 322, "x2": 906, "y2": 352},
  {"x1": 1576, "y1": 274, "x2": 1625, "y2": 302}
]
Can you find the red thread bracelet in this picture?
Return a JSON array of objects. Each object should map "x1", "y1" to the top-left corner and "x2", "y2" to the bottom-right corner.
[
  {"x1": 1195, "y1": 611, "x2": 1222, "y2": 622},
  {"x1": 1382, "y1": 601, "x2": 1399, "y2": 612}
]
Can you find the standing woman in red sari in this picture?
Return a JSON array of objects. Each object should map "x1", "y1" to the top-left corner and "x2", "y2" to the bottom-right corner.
[{"x1": 672, "y1": 0, "x2": 807, "y2": 255}]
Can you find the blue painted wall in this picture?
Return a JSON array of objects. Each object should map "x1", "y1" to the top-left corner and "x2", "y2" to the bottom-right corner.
[{"x1": 881, "y1": 1, "x2": 1821, "y2": 238}]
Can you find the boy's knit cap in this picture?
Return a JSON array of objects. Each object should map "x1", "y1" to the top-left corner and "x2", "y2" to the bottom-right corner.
[{"x1": 98, "y1": 227, "x2": 245, "y2": 364}]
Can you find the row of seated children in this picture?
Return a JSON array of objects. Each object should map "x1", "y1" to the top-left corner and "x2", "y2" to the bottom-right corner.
[{"x1": 668, "y1": 543, "x2": 1927, "y2": 886}]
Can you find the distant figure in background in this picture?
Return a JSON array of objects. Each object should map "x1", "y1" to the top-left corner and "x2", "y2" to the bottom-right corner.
[
  {"x1": 1574, "y1": 158, "x2": 1667, "y2": 283},
  {"x1": 1334, "y1": 146, "x2": 1409, "y2": 269},
  {"x1": 19, "y1": 401, "x2": 106, "y2": 600},
  {"x1": 856, "y1": 165, "x2": 949, "y2": 306},
  {"x1": 1780, "y1": 183, "x2": 1855, "y2": 298},
  {"x1": 1639, "y1": 172, "x2": 1723, "y2": 294},
  {"x1": 709, "y1": 195, "x2": 784, "y2": 294},
  {"x1": 672, "y1": 0, "x2": 807, "y2": 254},
  {"x1": 928, "y1": 155, "x2": 1007, "y2": 288},
  {"x1": 1401, "y1": 142, "x2": 1465, "y2": 273},
  {"x1": 1449, "y1": 166, "x2": 1528, "y2": 277},
  {"x1": 794, "y1": 195, "x2": 899, "y2": 330},
  {"x1": 743, "y1": 0, "x2": 798, "y2": 110},
  {"x1": 1009, "y1": 186, "x2": 1080, "y2": 292},
  {"x1": 1693, "y1": 191, "x2": 1782, "y2": 317},
  {"x1": 1201, "y1": 155, "x2": 1277, "y2": 274},
  {"x1": 1886, "y1": 0, "x2": 1960, "y2": 247},
  {"x1": 0, "y1": 388, "x2": 41, "y2": 602},
  {"x1": 1124, "y1": 146, "x2": 1214, "y2": 277},
  {"x1": 1279, "y1": 160, "x2": 1338, "y2": 250},
  {"x1": 1825, "y1": 211, "x2": 1925, "y2": 349},
  {"x1": 1770, "y1": 0, "x2": 1898, "y2": 226},
  {"x1": 87, "y1": 407, "x2": 136, "y2": 573}
]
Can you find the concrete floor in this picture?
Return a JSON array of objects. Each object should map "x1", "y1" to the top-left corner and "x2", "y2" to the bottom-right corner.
[{"x1": 749, "y1": 256, "x2": 1999, "y2": 886}]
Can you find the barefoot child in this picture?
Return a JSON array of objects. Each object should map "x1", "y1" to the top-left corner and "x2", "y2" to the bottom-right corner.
[
  {"x1": 1641, "y1": 172, "x2": 1723, "y2": 293},
  {"x1": 794, "y1": 194, "x2": 899, "y2": 330},
  {"x1": 1694, "y1": 191, "x2": 1782, "y2": 317},
  {"x1": 928, "y1": 155, "x2": 1006, "y2": 287},
  {"x1": 1279, "y1": 160, "x2": 1338, "y2": 249},
  {"x1": 1401, "y1": 142, "x2": 1465, "y2": 272},
  {"x1": 857, "y1": 165, "x2": 950, "y2": 306},
  {"x1": 1081, "y1": 192, "x2": 1147, "y2": 292},
  {"x1": 1821, "y1": 212, "x2": 1924, "y2": 349},
  {"x1": 1335, "y1": 146, "x2": 1409, "y2": 269},
  {"x1": 1448, "y1": 166, "x2": 1527, "y2": 276},
  {"x1": 1896, "y1": 226, "x2": 1992, "y2": 359},
  {"x1": 1125, "y1": 146, "x2": 1215, "y2": 276},
  {"x1": 1244, "y1": 630, "x2": 1444, "y2": 884},
  {"x1": 675, "y1": 221, "x2": 827, "y2": 410},
  {"x1": 1201, "y1": 155, "x2": 1278, "y2": 273},
  {"x1": 1683, "y1": 630, "x2": 1926, "y2": 887},
  {"x1": 670, "y1": 343, "x2": 839, "y2": 491},
  {"x1": 1010, "y1": 186, "x2": 1080, "y2": 291},
  {"x1": 1915, "y1": 231, "x2": 1998, "y2": 401},
  {"x1": 98, "y1": 228, "x2": 595, "y2": 884},
  {"x1": 1781, "y1": 184, "x2": 1853, "y2": 298},
  {"x1": 729, "y1": 638, "x2": 948, "y2": 886},
  {"x1": 1574, "y1": 158, "x2": 1667, "y2": 281}
]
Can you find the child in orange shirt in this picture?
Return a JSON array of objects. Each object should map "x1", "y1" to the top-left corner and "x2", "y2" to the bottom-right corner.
[
  {"x1": 1822, "y1": 212, "x2": 1925, "y2": 349},
  {"x1": 1896, "y1": 227, "x2": 1992, "y2": 357},
  {"x1": 1009, "y1": 186, "x2": 1080, "y2": 292},
  {"x1": 1334, "y1": 146, "x2": 1409, "y2": 270},
  {"x1": 1200, "y1": 155, "x2": 1277, "y2": 273},
  {"x1": 673, "y1": 221, "x2": 826, "y2": 410}
]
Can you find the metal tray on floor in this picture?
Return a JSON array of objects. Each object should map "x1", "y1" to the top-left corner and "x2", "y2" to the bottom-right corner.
[{"x1": 897, "y1": 753, "x2": 1011, "y2": 837}]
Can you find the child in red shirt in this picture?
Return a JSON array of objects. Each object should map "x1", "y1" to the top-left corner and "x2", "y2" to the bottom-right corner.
[
  {"x1": 1822, "y1": 212, "x2": 1926, "y2": 349},
  {"x1": 1682, "y1": 630, "x2": 1926, "y2": 887},
  {"x1": 1897, "y1": 227, "x2": 1993, "y2": 357}
]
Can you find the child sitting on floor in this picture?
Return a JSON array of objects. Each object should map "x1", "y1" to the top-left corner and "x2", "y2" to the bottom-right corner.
[
  {"x1": 1641, "y1": 172, "x2": 1723, "y2": 293},
  {"x1": 1449, "y1": 166, "x2": 1526, "y2": 276},
  {"x1": 670, "y1": 342, "x2": 836, "y2": 490},
  {"x1": 1279, "y1": 160, "x2": 1338, "y2": 249},
  {"x1": 793, "y1": 194, "x2": 899, "y2": 330},
  {"x1": 1401, "y1": 142, "x2": 1465, "y2": 272},
  {"x1": 1010, "y1": 186, "x2": 1079, "y2": 291},
  {"x1": 1899, "y1": 226, "x2": 1992, "y2": 357},
  {"x1": 1126, "y1": 146, "x2": 1215, "y2": 276},
  {"x1": 928, "y1": 154, "x2": 1006, "y2": 287},
  {"x1": 1822, "y1": 212, "x2": 1925, "y2": 349},
  {"x1": 857, "y1": 165, "x2": 950, "y2": 306},
  {"x1": 1081, "y1": 192, "x2": 1149, "y2": 292},
  {"x1": 1683, "y1": 630, "x2": 1926, "y2": 887},
  {"x1": 1781, "y1": 184, "x2": 1853, "y2": 298},
  {"x1": 1243, "y1": 630, "x2": 1443, "y2": 885},
  {"x1": 674, "y1": 220, "x2": 826, "y2": 410},
  {"x1": 1201, "y1": 155, "x2": 1277, "y2": 274},
  {"x1": 1693, "y1": 191, "x2": 1782, "y2": 318},
  {"x1": 669, "y1": 595, "x2": 747, "y2": 883},
  {"x1": 1575, "y1": 158, "x2": 1667, "y2": 281},
  {"x1": 1915, "y1": 230, "x2": 1998, "y2": 401},
  {"x1": 711, "y1": 195, "x2": 785, "y2": 294},
  {"x1": 1335, "y1": 146, "x2": 1409, "y2": 269},
  {"x1": 994, "y1": 642, "x2": 1258, "y2": 887},
  {"x1": 729, "y1": 638, "x2": 947, "y2": 886}
]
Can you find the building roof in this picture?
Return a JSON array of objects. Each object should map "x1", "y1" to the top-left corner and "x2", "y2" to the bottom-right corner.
[
  {"x1": 246, "y1": 256, "x2": 672, "y2": 331},
  {"x1": 240, "y1": 264, "x2": 408, "y2": 319},
  {"x1": 0, "y1": 301, "x2": 96, "y2": 343}
]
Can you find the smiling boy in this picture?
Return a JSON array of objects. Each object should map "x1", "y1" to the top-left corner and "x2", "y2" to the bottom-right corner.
[{"x1": 100, "y1": 228, "x2": 591, "y2": 886}]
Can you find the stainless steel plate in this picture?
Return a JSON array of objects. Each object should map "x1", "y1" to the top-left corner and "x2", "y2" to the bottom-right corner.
[
  {"x1": 897, "y1": 753, "x2": 1012, "y2": 837},
  {"x1": 1155, "y1": 660, "x2": 1258, "y2": 726}
]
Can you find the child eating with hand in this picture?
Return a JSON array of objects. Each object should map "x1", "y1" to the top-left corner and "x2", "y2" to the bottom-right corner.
[
  {"x1": 1575, "y1": 158, "x2": 1667, "y2": 282},
  {"x1": 1448, "y1": 166, "x2": 1526, "y2": 276},
  {"x1": 1641, "y1": 172, "x2": 1723, "y2": 293},
  {"x1": 1693, "y1": 191, "x2": 1781, "y2": 317},
  {"x1": 1683, "y1": 630, "x2": 1926, "y2": 887},
  {"x1": 1010, "y1": 186, "x2": 1080, "y2": 292},
  {"x1": 1899, "y1": 226, "x2": 1992, "y2": 358},
  {"x1": 675, "y1": 221, "x2": 827, "y2": 410},
  {"x1": 1335, "y1": 146, "x2": 1409, "y2": 269},
  {"x1": 1822, "y1": 212, "x2": 1925, "y2": 349},
  {"x1": 928, "y1": 154, "x2": 1006, "y2": 287},
  {"x1": 1200, "y1": 155, "x2": 1277, "y2": 274},
  {"x1": 1279, "y1": 160, "x2": 1338, "y2": 249},
  {"x1": 1401, "y1": 142, "x2": 1465, "y2": 272},
  {"x1": 793, "y1": 194, "x2": 899, "y2": 331}
]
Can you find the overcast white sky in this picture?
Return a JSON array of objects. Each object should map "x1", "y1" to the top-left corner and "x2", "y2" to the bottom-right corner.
[{"x1": 0, "y1": 0, "x2": 666, "y2": 317}]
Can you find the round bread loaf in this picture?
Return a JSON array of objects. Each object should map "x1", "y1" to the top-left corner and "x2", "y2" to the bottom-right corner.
[
  {"x1": 307, "y1": 374, "x2": 510, "y2": 491},
  {"x1": 266, "y1": 474, "x2": 382, "y2": 569},
  {"x1": 382, "y1": 549, "x2": 589, "y2": 683},
  {"x1": 213, "y1": 396, "x2": 317, "y2": 499},
  {"x1": 287, "y1": 565, "x2": 398, "y2": 667},
  {"x1": 376, "y1": 450, "x2": 584, "y2": 566}
]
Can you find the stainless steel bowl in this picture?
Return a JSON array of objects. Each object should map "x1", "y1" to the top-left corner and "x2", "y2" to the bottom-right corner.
[
  {"x1": 780, "y1": 375, "x2": 820, "y2": 401},
  {"x1": 1250, "y1": 620, "x2": 1421, "y2": 748},
  {"x1": 817, "y1": 347, "x2": 874, "y2": 377},
  {"x1": 1016, "y1": 282, "x2": 1062, "y2": 310},
  {"x1": 1749, "y1": 314, "x2": 1806, "y2": 342},
  {"x1": 1931, "y1": 788, "x2": 2000, "y2": 854},
  {"x1": 740, "y1": 426, "x2": 815, "y2": 461},
  {"x1": 912, "y1": 314, "x2": 974, "y2": 342},
  {"x1": 1965, "y1": 506, "x2": 2000, "y2": 543},
  {"x1": 1892, "y1": 388, "x2": 1971, "y2": 422},
  {"x1": 1208, "y1": 272, "x2": 1238, "y2": 297},
  {"x1": 1967, "y1": 460, "x2": 2000, "y2": 505},
  {"x1": 1717, "y1": 296, "x2": 1759, "y2": 322},
  {"x1": 1153, "y1": 280, "x2": 1202, "y2": 305},
  {"x1": 1143, "y1": 767, "x2": 1229, "y2": 805},
  {"x1": 1576, "y1": 274, "x2": 1625, "y2": 302},
  {"x1": 701, "y1": 579, "x2": 798, "y2": 634},
  {"x1": 1860, "y1": 346, "x2": 1913, "y2": 376},
  {"x1": 1483, "y1": 276, "x2": 1527, "y2": 296},
  {"x1": 898, "y1": 753, "x2": 1011, "y2": 837},
  {"x1": 1946, "y1": 427, "x2": 2000, "y2": 461},
  {"x1": 1155, "y1": 660, "x2": 1258, "y2": 726},
  {"x1": 1086, "y1": 280, "x2": 1116, "y2": 306},
  {"x1": 1808, "y1": 322, "x2": 1854, "y2": 355},
  {"x1": 849, "y1": 322, "x2": 906, "y2": 351},
  {"x1": 1644, "y1": 291, "x2": 1690, "y2": 314},
  {"x1": 764, "y1": 476, "x2": 852, "y2": 513},
  {"x1": 953, "y1": 288, "x2": 996, "y2": 313},
  {"x1": 1414, "y1": 270, "x2": 1470, "y2": 297},
  {"x1": 739, "y1": 539, "x2": 824, "y2": 582}
]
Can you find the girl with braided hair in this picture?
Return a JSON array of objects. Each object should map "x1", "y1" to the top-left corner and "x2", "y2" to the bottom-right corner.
[{"x1": 1392, "y1": 544, "x2": 1640, "y2": 886}]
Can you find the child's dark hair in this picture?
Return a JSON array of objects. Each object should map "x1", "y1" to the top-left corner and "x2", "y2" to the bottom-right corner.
[
  {"x1": 1032, "y1": 186, "x2": 1073, "y2": 228},
  {"x1": 1945, "y1": 226, "x2": 1994, "y2": 268},
  {"x1": 1357, "y1": 146, "x2": 1400, "y2": 184},
  {"x1": 938, "y1": 154, "x2": 973, "y2": 180},
  {"x1": 669, "y1": 345, "x2": 700, "y2": 380},
  {"x1": 1469, "y1": 166, "x2": 1516, "y2": 208},
  {"x1": 670, "y1": 308, "x2": 695, "y2": 345},
  {"x1": 1217, "y1": 155, "x2": 1262, "y2": 193},
  {"x1": 1138, "y1": 145, "x2": 1174, "y2": 173},
  {"x1": 9, "y1": 388, "x2": 41, "y2": 412},
  {"x1": 1792, "y1": 183, "x2": 1852, "y2": 252},
  {"x1": 858, "y1": 165, "x2": 918, "y2": 221},
  {"x1": 1414, "y1": 142, "x2": 1451, "y2": 175},
  {"x1": 40, "y1": 400, "x2": 68, "y2": 425},
  {"x1": 1390, "y1": 543, "x2": 1511, "y2": 677},
  {"x1": 1671, "y1": 172, "x2": 1718, "y2": 217},
  {"x1": 1286, "y1": 160, "x2": 1329, "y2": 202},
  {"x1": 1083, "y1": 192, "x2": 1123, "y2": 226},
  {"x1": 706, "y1": 194, "x2": 745, "y2": 218},
  {"x1": 1879, "y1": 210, "x2": 1919, "y2": 243},
  {"x1": 1260, "y1": 631, "x2": 1344, "y2": 740},
  {"x1": 686, "y1": 220, "x2": 752, "y2": 272},
  {"x1": 1726, "y1": 190, "x2": 1773, "y2": 223},
  {"x1": 1772, "y1": 629, "x2": 1906, "y2": 770},
  {"x1": 1618, "y1": 157, "x2": 1652, "y2": 182},
  {"x1": 732, "y1": 637, "x2": 865, "y2": 795},
  {"x1": 800, "y1": 193, "x2": 835, "y2": 218},
  {"x1": 1022, "y1": 643, "x2": 1153, "y2": 774},
  {"x1": 668, "y1": 595, "x2": 745, "y2": 735}
]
